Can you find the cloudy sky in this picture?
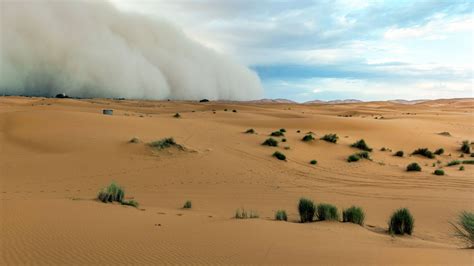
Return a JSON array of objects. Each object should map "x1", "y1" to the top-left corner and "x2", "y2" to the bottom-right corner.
[{"x1": 110, "y1": 0, "x2": 473, "y2": 102}]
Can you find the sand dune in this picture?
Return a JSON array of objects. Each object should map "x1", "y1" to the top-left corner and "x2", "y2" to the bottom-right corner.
[{"x1": 1, "y1": 96, "x2": 473, "y2": 265}]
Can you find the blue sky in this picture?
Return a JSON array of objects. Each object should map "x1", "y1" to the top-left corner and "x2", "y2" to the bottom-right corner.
[{"x1": 111, "y1": 0, "x2": 473, "y2": 102}]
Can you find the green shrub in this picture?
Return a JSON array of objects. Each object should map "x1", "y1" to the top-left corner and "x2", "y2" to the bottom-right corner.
[
  {"x1": 121, "y1": 200, "x2": 139, "y2": 208},
  {"x1": 262, "y1": 138, "x2": 278, "y2": 147},
  {"x1": 317, "y1": 203, "x2": 339, "y2": 221},
  {"x1": 183, "y1": 200, "x2": 192, "y2": 209},
  {"x1": 388, "y1": 208, "x2": 414, "y2": 235},
  {"x1": 347, "y1": 154, "x2": 360, "y2": 162},
  {"x1": 321, "y1": 133, "x2": 339, "y2": 143},
  {"x1": 97, "y1": 182, "x2": 124, "y2": 203},
  {"x1": 347, "y1": 151, "x2": 370, "y2": 162},
  {"x1": 302, "y1": 134, "x2": 315, "y2": 142},
  {"x1": 460, "y1": 166, "x2": 465, "y2": 171},
  {"x1": 149, "y1": 138, "x2": 181, "y2": 150},
  {"x1": 394, "y1": 150, "x2": 404, "y2": 157},
  {"x1": 275, "y1": 210, "x2": 288, "y2": 221},
  {"x1": 434, "y1": 148, "x2": 444, "y2": 155},
  {"x1": 273, "y1": 151, "x2": 286, "y2": 161},
  {"x1": 406, "y1": 162, "x2": 422, "y2": 171},
  {"x1": 282, "y1": 138, "x2": 287, "y2": 142},
  {"x1": 462, "y1": 160, "x2": 474, "y2": 165},
  {"x1": 129, "y1": 137, "x2": 140, "y2": 143},
  {"x1": 433, "y1": 169, "x2": 444, "y2": 176},
  {"x1": 279, "y1": 128, "x2": 286, "y2": 133},
  {"x1": 173, "y1": 113, "x2": 181, "y2": 118},
  {"x1": 451, "y1": 211, "x2": 474, "y2": 248},
  {"x1": 356, "y1": 151, "x2": 370, "y2": 159},
  {"x1": 351, "y1": 139, "x2": 373, "y2": 152},
  {"x1": 245, "y1": 128, "x2": 255, "y2": 134},
  {"x1": 271, "y1": 131, "x2": 284, "y2": 137},
  {"x1": 342, "y1": 206, "x2": 365, "y2": 225},
  {"x1": 235, "y1": 208, "x2": 259, "y2": 219},
  {"x1": 298, "y1": 198, "x2": 316, "y2": 223},
  {"x1": 447, "y1": 160, "x2": 461, "y2": 166},
  {"x1": 412, "y1": 148, "x2": 435, "y2": 159},
  {"x1": 310, "y1": 160, "x2": 318, "y2": 165},
  {"x1": 461, "y1": 140, "x2": 471, "y2": 154}
]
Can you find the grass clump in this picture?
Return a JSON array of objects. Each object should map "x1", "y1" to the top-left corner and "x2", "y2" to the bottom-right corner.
[
  {"x1": 317, "y1": 203, "x2": 339, "y2": 221},
  {"x1": 434, "y1": 148, "x2": 444, "y2": 155},
  {"x1": 275, "y1": 210, "x2": 288, "y2": 221},
  {"x1": 183, "y1": 200, "x2": 192, "y2": 209},
  {"x1": 310, "y1": 160, "x2": 318, "y2": 165},
  {"x1": 462, "y1": 160, "x2": 474, "y2": 165},
  {"x1": 351, "y1": 139, "x2": 373, "y2": 152},
  {"x1": 388, "y1": 208, "x2": 414, "y2": 235},
  {"x1": 347, "y1": 154, "x2": 360, "y2": 162},
  {"x1": 459, "y1": 166, "x2": 465, "y2": 171},
  {"x1": 149, "y1": 138, "x2": 180, "y2": 150},
  {"x1": 270, "y1": 131, "x2": 284, "y2": 137},
  {"x1": 98, "y1": 182, "x2": 125, "y2": 203},
  {"x1": 321, "y1": 133, "x2": 339, "y2": 143},
  {"x1": 412, "y1": 148, "x2": 435, "y2": 159},
  {"x1": 450, "y1": 211, "x2": 474, "y2": 248},
  {"x1": 121, "y1": 200, "x2": 139, "y2": 207},
  {"x1": 406, "y1": 162, "x2": 422, "y2": 172},
  {"x1": 394, "y1": 150, "x2": 404, "y2": 157},
  {"x1": 273, "y1": 151, "x2": 286, "y2": 161},
  {"x1": 173, "y1": 112, "x2": 181, "y2": 118},
  {"x1": 298, "y1": 198, "x2": 316, "y2": 223},
  {"x1": 342, "y1": 206, "x2": 365, "y2": 225},
  {"x1": 235, "y1": 208, "x2": 259, "y2": 219},
  {"x1": 245, "y1": 128, "x2": 255, "y2": 134},
  {"x1": 433, "y1": 169, "x2": 445, "y2": 176},
  {"x1": 262, "y1": 138, "x2": 278, "y2": 147},
  {"x1": 302, "y1": 134, "x2": 315, "y2": 142},
  {"x1": 461, "y1": 140, "x2": 471, "y2": 154},
  {"x1": 447, "y1": 160, "x2": 461, "y2": 166}
]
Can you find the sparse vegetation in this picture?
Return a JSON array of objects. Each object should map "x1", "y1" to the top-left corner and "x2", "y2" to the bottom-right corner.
[
  {"x1": 321, "y1": 133, "x2": 339, "y2": 143},
  {"x1": 406, "y1": 162, "x2": 422, "y2": 172},
  {"x1": 173, "y1": 112, "x2": 181, "y2": 118},
  {"x1": 245, "y1": 128, "x2": 255, "y2": 134},
  {"x1": 450, "y1": 211, "x2": 474, "y2": 248},
  {"x1": 317, "y1": 203, "x2": 339, "y2": 221},
  {"x1": 298, "y1": 198, "x2": 316, "y2": 223},
  {"x1": 235, "y1": 208, "x2": 259, "y2": 219},
  {"x1": 459, "y1": 166, "x2": 465, "y2": 171},
  {"x1": 275, "y1": 210, "x2": 288, "y2": 221},
  {"x1": 232, "y1": 109, "x2": 237, "y2": 113},
  {"x1": 433, "y1": 169, "x2": 445, "y2": 176},
  {"x1": 149, "y1": 138, "x2": 181, "y2": 150},
  {"x1": 347, "y1": 154, "x2": 360, "y2": 162},
  {"x1": 302, "y1": 134, "x2": 315, "y2": 142},
  {"x1": 271, "y1": 131, "x2": 285, "y2": 137},
  {"x1": 310, "y1": 160, "x2": 318, "y2": 165},
  {"x1": 351, "y1": 139, "x2": 373, "y2": 152},
  {"x1": 342, "y1": 206, "x2": 365, "y2": 226},
  {"x1": 434, "y1": 148, "x2": 444, "y2": 155},
  {"x1": 282, "y1": 138, "x2": 287, "y2": 142},
  {"x1": 183, "y1": 200, "x2": 192, "y2": 209},
  {"x1": 121, "y1": 200, "x2": 139, "y2": 207},
  {"x1": 273, "y1": 151, "x2": 286, "y2": 161},
  {"x1": 461, "y1": 140, "x2": 471, "y2": 154},
  {"x1": 388, "y1": 208, "x2": 414, "y2": 235},
  {"x1": 279, "y1": 128, "x2": 286, "y2": 133},
  {"x1": 356, "y1": 151, "x2": 370, "y2": 159},
  {"x1": 98, "y1": 182, "x2": 124, "y2": 203},
  {"x1": 262, "y1": 138, "x2": 278, "y2": 147},
  {"x1": 447, "y1": 160, "x2": 461, "y2": 166},
  {"x1": 394, "y1": 150, "x2": 404, "y2": 157},
  {"x1": 412, "y1": 148, "x2": 435, "y2": 159},
  {"x1": 463, "y1": 160, "x2": 474, "y2": 165},
  {"x1": 347, "y1": 151, "x2": 370, "y2": 162}
]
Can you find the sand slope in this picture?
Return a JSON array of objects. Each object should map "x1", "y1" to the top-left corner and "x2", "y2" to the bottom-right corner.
[{"x1": 1, "y1": 97, "x2": 473, "y2": 265}]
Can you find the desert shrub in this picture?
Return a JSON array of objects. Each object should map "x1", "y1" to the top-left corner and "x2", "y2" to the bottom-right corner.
[
  {"x1": 282, "y1": 138, "x2": 287, "y2": 142},
  {"x1": 173, "y1": 113, "x2": 181, "y2": 118},
  {"x1": 310, "y1": 160, "x2": 318, "y2": 165},
  {"x1": 232, "y1": 109, "x2": 237, "y2": 113},
  {"x1": 433, "y1": 169, "x2": 445, "y2": 176},
  {"x1": 380, "y1": 147, "x2": 387, "y2": 151},
  {"x1": 298, "y1": 198, "x2": 316, "y2": 223},
  {"x1": 317, "y1": 203, "x2": 339, "y2": 221},
  {"x1": 149, "y1": 138, "x2": 180, "y2": 150},
  {"x1": 388, "y1": 208, "x2": 414, "y2": 235},
  {"x1": 394, "y1": 150, "x2": 404, "y2": 157},
  {"x1": 302, "y1": 134, "x2": 315, "y2": 142},
  {"x1": 183, "y1": 200, "x2": 192, "y2": 209},
  {"x1": 351, "y1": 139, "x2": 373, "y2": 152},
  {"x1": 279, "y1": 128, "x2": 286, "y2": 133},
  {"x1": 121, "y1": 200, "x2": 139, "y2": 208},
  {"x1": 356, "y1": 151, "x2": 370, "y2": 159},
  {"x1": 235, "y1": 208, "x2": 259, "y2": 219},
  {"x1": 273, "y1": 151, "x2": 286, "y2": 161},
  {"x1": 245, "y1": 128, "x2": 255, "y2": 134},
  {"x1": 297, "y1": 130, "x2": 301, "y2": 133},
  {"x1": 347, "y1": 154, "x2": 360, "y2": 162},
  {"x1": 412, "y1": 148, "x2": 435, "y2": 159},
  {"x1": 347, "y1": 151, "x2": 370, "y2": 162},
  {"x1": 447, "y1": 160, "x2": 461, "y2": 166},
  {"x1": 271, "y1": 131, "x2": 284, "y2": 137},
  {"x1": 434, "y1": 148, "x2": 444, "y2": 155},
  {"x1": 129, "y1": 137, "x2": 140, "y2": 143},
  {"x1": 406, "y1": 162, "x2": 422, "y2": 172},
  {"x1": 97, "y1": 182, "x2": 125, "y2": 203},
  {"x1": 461, "y1": 140, "x2": 471, "y2": 154},
  {"x1": 451, "y1": 211, "x2": 474, "y2": 248},
  {"x1": 224, "y1": 108, "x2": 228, "y2": 111},
  {"x1": 460, "y1": 166, "x2": 465, "y2": 171},
  {"x1": 342, "y1": 206, "x2": 365, "y2": 225},
  {"x1": 262, "y1": 138, "x2": 278, "y2": 147},
  {"x1": 321, "y1": 133, "x2": 339, "y2": 143},
  {"x1": 471, "y1": 153, "x2": 474, "y2": 157},
  {"x1": 462, "y1": 160, "x2": 474, "y2": 165},
  {"x1": 275, "y1": 210, "x2": 288, "y2": 221}
]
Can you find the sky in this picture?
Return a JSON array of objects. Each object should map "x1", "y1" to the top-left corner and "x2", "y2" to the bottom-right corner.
[{"x1": 110, "y1": 0, "x2": 473, "y2": 102}]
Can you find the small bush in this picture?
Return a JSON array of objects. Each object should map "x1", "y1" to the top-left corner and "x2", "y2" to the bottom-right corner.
[
  {"x1": 262, "y1": 138, "x2": 278, "y2": 147},
  {"x1": 459, "y1": 166, "x2": 465, "y2": 171},
  {"x1": 173, "y1": 113, "x2": 181, "y2": 118},
  {"x1": 235, "y1": 208, "x2": 259, "y2": 219},
  {"x1": 129, "y1": 137, "x2": 140, "y2": 143},
  {"x1": 298, "y1": 198, "x2": 316, "y2": 223},
  {"x1": 245, "y1": 128, "x2": 255, "y2": 134},
  {"x1": 273, "y1": 151, "x2": 286, "y2": 161},
  {"x1": 461, "y1": 140, "x2": 471, "y2": 154},
  {"x1": 282, "y1": 138, "x2": 287, "y2": 142},
  {"x1": 310, "y1": 160, "x2": 318, "y2": 165},
  {"x1": 356, "y1": 151, "x2": 370, "y2": 159},
  {"x1": 462, "y1": 160, "x2": 474, "y2": 165},
  {"x1": 451, "y1": 211, "x2": 474, "y2": 248},
  {"x1": 434, "y1": 148, "x2": 444, "y2": 155},
  {"x1": 224, "y1": 108, "x2": 228, "y2": 111},
  {"x1": 433, "y1": 169, "x2": 444, "y2": 176},
  {"x1": 321, "y1": 133, "x2": 339, "y2": 143},
  {"x1": 351, "y1": 139, "x2": 373, "y2": 152},
  {"x1": 447, "y1": 160, "x2": 461, "y2": 166},
  {"x1": 394, "y1": 150, "x2": 404, "y2": 157},
  {"x1": 302, "y1": 134, "x2": 315, "y2": 142},
  {"x1": 149, "y1": 138, "x2": 180, "y2": 150},
  {"x1": 121, "y1": 200, "x2": 139, "y2": 208},
  {"x1": 183, "y1": 200, "x2": 192, "y2": 209},
  {"x1": 232, "y1": 109, "x2": 237, "y2": 113},
  {"x1": 380, "y1": 147, "x2": 387, "y2": 151},
  {"x1": 343, "y1": 206, "x2": 365, "y2": 225},
  {"x1": 279, "y1": 128, "x2": 286, "y2": 133},
  {"x1": 296, "y1": 130, "x2": 301, "y2": 133},
  {"x1": 406, "y1": 162, "x2": 422, "y2": 172},
  {"x1": 412, "y1": 148, "x2": 435, "y2": 159},
  {"x1": 317, "y1": 203, "x2": 339, "y2": 221},
  {"x1": 388, "y1": 208, "x2": 414, "y2": 235},
  {"x1": 275, "y1": 210, "x2": 288, "y2": 221},
  {"x1": 347, "y1": 154, "x2": 360, "y2": 162},
  {"x1": 97, "y1": 182, "x2": 125, "y2": 203},
  {"x1": 271, "y1": 131, "x2": 284, "y2": 137}
]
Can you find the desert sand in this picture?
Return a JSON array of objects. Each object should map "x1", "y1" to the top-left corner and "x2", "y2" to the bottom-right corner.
[{"x1": 0, "y1": 96, "x2": 473, "y2": 265}]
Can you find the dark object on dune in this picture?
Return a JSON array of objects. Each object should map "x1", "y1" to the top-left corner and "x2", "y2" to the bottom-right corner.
[
  {"x1": 103, "y1": 109, "x2": 113, "y2": 115},
  {"x1": 55, "y1": 93, "x2": 69, "y2": 98},
  {"x1": 199, "y1": 99, "x2": 210, "y2": 102}
]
